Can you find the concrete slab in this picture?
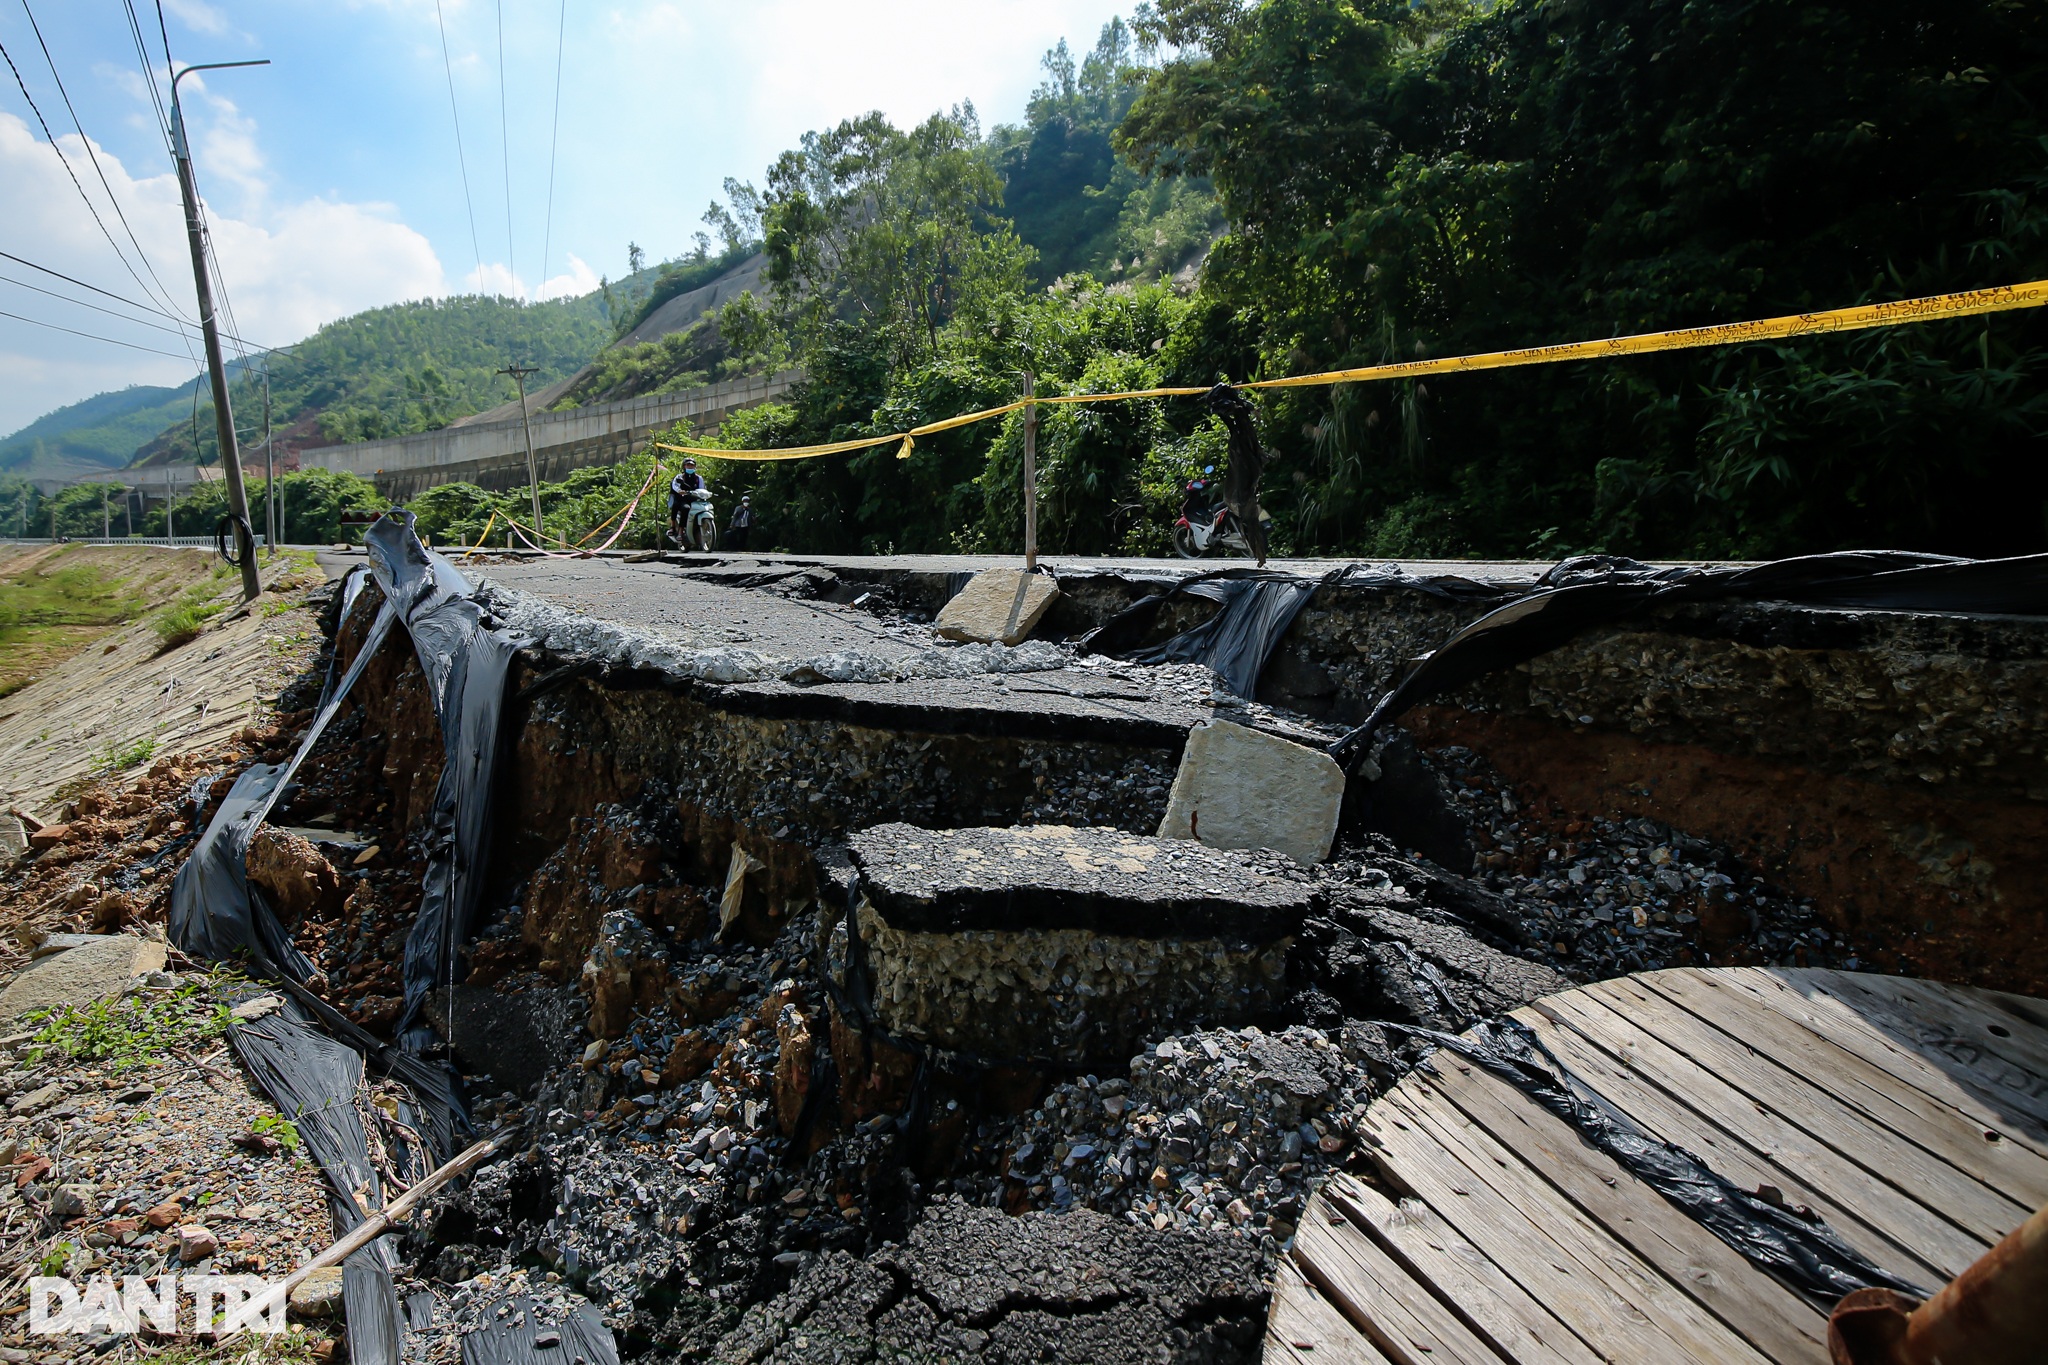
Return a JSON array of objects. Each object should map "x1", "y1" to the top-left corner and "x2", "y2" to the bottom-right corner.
[
  {"x1": 848, "y1": 822, "x2": 1312, "y2": 938},
  {"x1": 936, "y1": 568, "x2": 1061, "y2": 646},
  {"x1": 845, "y1": 824, "x2": 1311, "y2": 1063},
  {"x1": 1158, "y1": 719, "x2": 1347, "y2": 865},
  {"x1": 0, "y1": 935, "x2": 167, "y2": 1019}
]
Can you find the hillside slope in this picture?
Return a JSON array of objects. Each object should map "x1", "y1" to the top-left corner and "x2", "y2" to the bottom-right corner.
[{"x1": 0, "y1": 381, "x2": 202, "y2": 481}]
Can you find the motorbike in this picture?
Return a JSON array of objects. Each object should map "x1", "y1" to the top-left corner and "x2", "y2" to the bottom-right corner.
[
  {"x1": 670, "y1": 487, "x2": 719, "y2": 552},
  {"x1": 1171, "y1": 470, "x2": 1269, "y2": 558}
]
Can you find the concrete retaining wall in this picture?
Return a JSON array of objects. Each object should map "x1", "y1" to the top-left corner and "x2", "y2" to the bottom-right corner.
[{"x1": 297, "y1": 369, "x2": 802, "y2": 499}]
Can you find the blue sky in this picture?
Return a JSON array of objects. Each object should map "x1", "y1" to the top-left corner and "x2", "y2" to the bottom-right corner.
[{"x1": 0, "y1": 0, "x2": 1134, "y2": 438}]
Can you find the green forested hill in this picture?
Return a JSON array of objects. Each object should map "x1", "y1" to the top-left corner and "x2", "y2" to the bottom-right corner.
[
  {"x1": 989, "y1": 19, "x2": 1223, "y2": 284},
  {"x1": 138, "y1": 294, "x2": 611, "y2": 466},
  {"x1": 0, "y1": 380, "x2": 201, "y2": 478},
  {"x1": 21, "y1": 1, "x2": 2043, "y2": 567}
]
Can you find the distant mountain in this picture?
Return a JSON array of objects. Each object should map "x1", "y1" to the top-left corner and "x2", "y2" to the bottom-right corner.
[{"x1": 0, "y1": 380, "x2": 203, "y2": 482}]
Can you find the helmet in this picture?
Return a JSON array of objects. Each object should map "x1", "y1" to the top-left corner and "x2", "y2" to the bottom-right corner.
[{"x1": 683, "y1": 457, "x2": 697, "y2": 468}]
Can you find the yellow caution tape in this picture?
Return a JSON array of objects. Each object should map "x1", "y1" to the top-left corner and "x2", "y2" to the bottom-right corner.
[
  {"x1": 651, "y1": 278, "x2": 2048, "y2": 463},
  {"x1": 460, "y1": 510, "x2": 498, "y2": 557},
  {"x1": 1242, "y1": 278, "x2": 2048, "y2": 389}
]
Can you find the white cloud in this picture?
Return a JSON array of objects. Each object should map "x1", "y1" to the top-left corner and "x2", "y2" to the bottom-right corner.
[
  {"x1": 160, "y1": 0, "x2": 235, "y2": 37},
  {"x1": 461, "y1": 261, "x2": 526, "y2": 299},
  {"x1": 537, "y1": 254, "x2": 600, "y2": 302},
  {"x1": 0, "y1": 112, "x2": 445, "y2": 441}
]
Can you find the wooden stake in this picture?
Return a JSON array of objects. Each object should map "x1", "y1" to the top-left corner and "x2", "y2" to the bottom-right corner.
[
  {"x1": 223, "y1": 1130, "x2": 511, "y2": 1333},
  {"x1": 1022, "y1": 370, "x2": 1038, "y2": 571}
]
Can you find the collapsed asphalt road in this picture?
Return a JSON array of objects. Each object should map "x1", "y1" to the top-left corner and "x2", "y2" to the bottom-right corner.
[{"x1": 0, "y1": 538, "x2": 1874, "y2": 1364}]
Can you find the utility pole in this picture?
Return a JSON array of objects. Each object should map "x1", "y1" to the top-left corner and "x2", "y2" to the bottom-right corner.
[
  {"x1": 1020, "y1": 370, "x2": 1039, "y2": 571},
  {"x1": 261, "y1": 367, "x2": 274, "y2": 557},
  {"x1": 165, "y1": 465, "x2": 174, "y2": 541},
  {"x1": 171, "y1": 59, "x2": 268, "y2": 600},
  {"x1": 498, "y1": 363, "x2": 543, "y2": 540},
  {"x1": 101, "y1": 484, "x2": 109, "y2": 540}
]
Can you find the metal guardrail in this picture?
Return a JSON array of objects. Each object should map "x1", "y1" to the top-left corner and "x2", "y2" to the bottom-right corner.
[{"x1": 0, "y1": 535, "x2": 262, "y2": 548}]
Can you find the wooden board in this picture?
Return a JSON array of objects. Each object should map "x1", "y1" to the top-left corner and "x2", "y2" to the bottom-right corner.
[{"x1": 1265, "y1": 968, "x2": 2048, "y2": 1365}]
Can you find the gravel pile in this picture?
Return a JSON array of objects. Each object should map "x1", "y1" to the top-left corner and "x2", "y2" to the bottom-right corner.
[
  {"x1": 1430, "y1": 745, "x2": 1854, "y2": 977},
  {"x1": 974, "y1": 1026, "x2": 1370, "y2": 1255},
  {"x1": 0, "y1": 974, "x2": 338, "y2": 1360}
]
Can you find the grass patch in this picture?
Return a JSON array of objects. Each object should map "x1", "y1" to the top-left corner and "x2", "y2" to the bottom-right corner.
[
  {"x1": 93, "y1": 731, "x2": 160, "y2": 774},
  {"x1": 20, "y1": 977, "x2": 231, "y2": 1072},
  {"x1": 0, "y1": 544, "x2": 212, "y2": 694},
  {"x1": 248, "y1": 1113, "x2": 302, "y2": 1152},
  {"x1": 152, "y1": 582, "x2": 233, "y2": 649}
]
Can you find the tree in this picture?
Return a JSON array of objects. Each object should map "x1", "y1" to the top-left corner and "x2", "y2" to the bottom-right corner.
[
  {"x1": 761, "y1": 108, "x2": 1034, "y2": 367},
  {"x1": 1121, "y1": 0, "x2": 2048, "y2": 557}
]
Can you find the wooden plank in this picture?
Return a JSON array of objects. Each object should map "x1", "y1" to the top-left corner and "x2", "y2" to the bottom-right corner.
[
  {"x1": 1714, "y1": 968, "x2": 2048, "y2": 1153},
  {"x1": 1376, "y1": 1077, "x2": 1776, "y2": 1364},
  {"x1": 1533, "y1": 989, "x2": 1992, "y2": 1281},
  {"x1": 1292, "y1": 1193, "x2": 1505, "y2": 1365},
  {"x1": 1955, "y1": 984, "x2": 2048, "y2": 1035},
  {"x1": 1326, "y1": 1173, "x2": 1605, "y2": 1365},
  {"x1": 1635, "y1": 970, "x2": 2048, "y2": 1207},
  {"x1": 1266, "y1": 1259, "x2": 1393, "y2": 1365},
  {"x1": 1363, "y1": 1086, "x2": 1709, "y2": 1363},
  {"x1": 1584, "y1": 976, "x2": 2032, "y2": 1244},
  {"x1": 1511, "y1": 1001, "x2": 1953, "y2": 1287},
  {"x1": 1426, "y1": 1057, "x2": 1831, "y2": 1364},
  {"x1": 1790, "y1": 971, "x2": 2048, "y2": 1119},
  {"x1": 1785, "y1": 965, "x2": 2048, "y2": 1129}
]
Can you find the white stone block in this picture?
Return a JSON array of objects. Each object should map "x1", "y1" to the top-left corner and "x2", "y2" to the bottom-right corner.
[
  {"x1": 935, "y1": 568, "x2": 1060, "y2": 646},
  {"x1": 1157, "y1": 719, "x2": 1345, "y2": 865}
]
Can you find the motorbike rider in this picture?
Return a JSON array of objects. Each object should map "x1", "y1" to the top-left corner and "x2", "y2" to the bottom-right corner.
[
  {"x1": 668, "y1": 458, "x2": 706, "y2": 546},
  {"x1": 1180, "y1": 467, "x2": 1217, "y2": 525}
]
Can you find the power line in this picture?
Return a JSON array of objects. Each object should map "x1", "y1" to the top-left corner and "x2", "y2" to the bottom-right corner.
[
  {"x1": 539, "y1": 0, "x2": 567, "y2": 298},
  {"x1": 153, "y1": 0, "x2": 173, "y2": 74},
  {"x1": 0, "y1": 269, "x2": 201, "y2": 338},
  {"x1": 0, "y1": 248, "x2": 284, "y2": 352},
  {"x1": 0, "y1": 305, "x2": 196, "y2": 359},
  {"x1": 0, "y1": 34, "x2": 193, "y2": 355},
  {"x1": 0, "y1": 248, "x2": 179, "y2": 320},
  {"x1": 120, "y1": 0, "x2": 173, "y2": 152},
  {"x1": 496, "y1": 0, "x2": 516, "y2": 295},
  {"x1": 17, "y1": 0, "x2": 192, "y2": 326},
  {"x1": 434, "y1": 0, "x2": 485, "y2": 290}
]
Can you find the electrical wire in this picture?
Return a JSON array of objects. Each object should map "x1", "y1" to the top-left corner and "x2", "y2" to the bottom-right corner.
[
  {"x1": 0, "y1": 248, "x2": 180, "y2": 320},
  {"x1": 18, "y1": 0, "x2": 192, "y2": 326},
  {"x1": 0, "y1": 270, "x2": 204, "y2": 338},
  {"x1": 496, "y1": 0, "x2": 516, "y2": 295},
  {"x1": 434, "y1": 0, "x2": 485, "y2": 290},
  {"x1": 0, "y1": 35, "x2": 194, "y2": 356},
  {"x1": 539, "y1": 0, "x2": 566, "y2": 297},
  {"x1": 0, "y1": 305, "x2": 196, "y2": 359},
  {"x1": 120, "y1": 0, "x2": 173, "y2": 152},
  {"x1": 0, "y1": 247, "x2": 285, "y2": 352}
]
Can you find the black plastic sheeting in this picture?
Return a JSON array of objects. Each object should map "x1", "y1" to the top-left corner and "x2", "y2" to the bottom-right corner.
[
  {"x1": 1079, "y1": 560, "x2": 1516, "y2": 700},
  {"x1": 168, "y1": 513, "x2": 525, "y2": 1365},
  {"x1": 458, "y1": 1297, "x2": 621, "y2": 1365},
  {"x1": 1405, "y1": 1017, "x2": 1930, "y2": 1304},
  {"x1": 226, "y1": 988, "x2": 406, "y2": 1365},
  {"x1": 1331, "y1": 549, "x2": 2048, "y2": 764},
  {"x1": 1079, "y1": 568, "x2": 1322, "y2": 699}
]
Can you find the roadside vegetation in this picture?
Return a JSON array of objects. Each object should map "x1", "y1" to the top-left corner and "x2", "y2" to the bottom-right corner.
[
  {"x1": 13, "y1": 2, "x2": 2043, "y2": 563},
  {"x1": 399, "y1": 1, "x2": 2048, "y2": 563}
]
